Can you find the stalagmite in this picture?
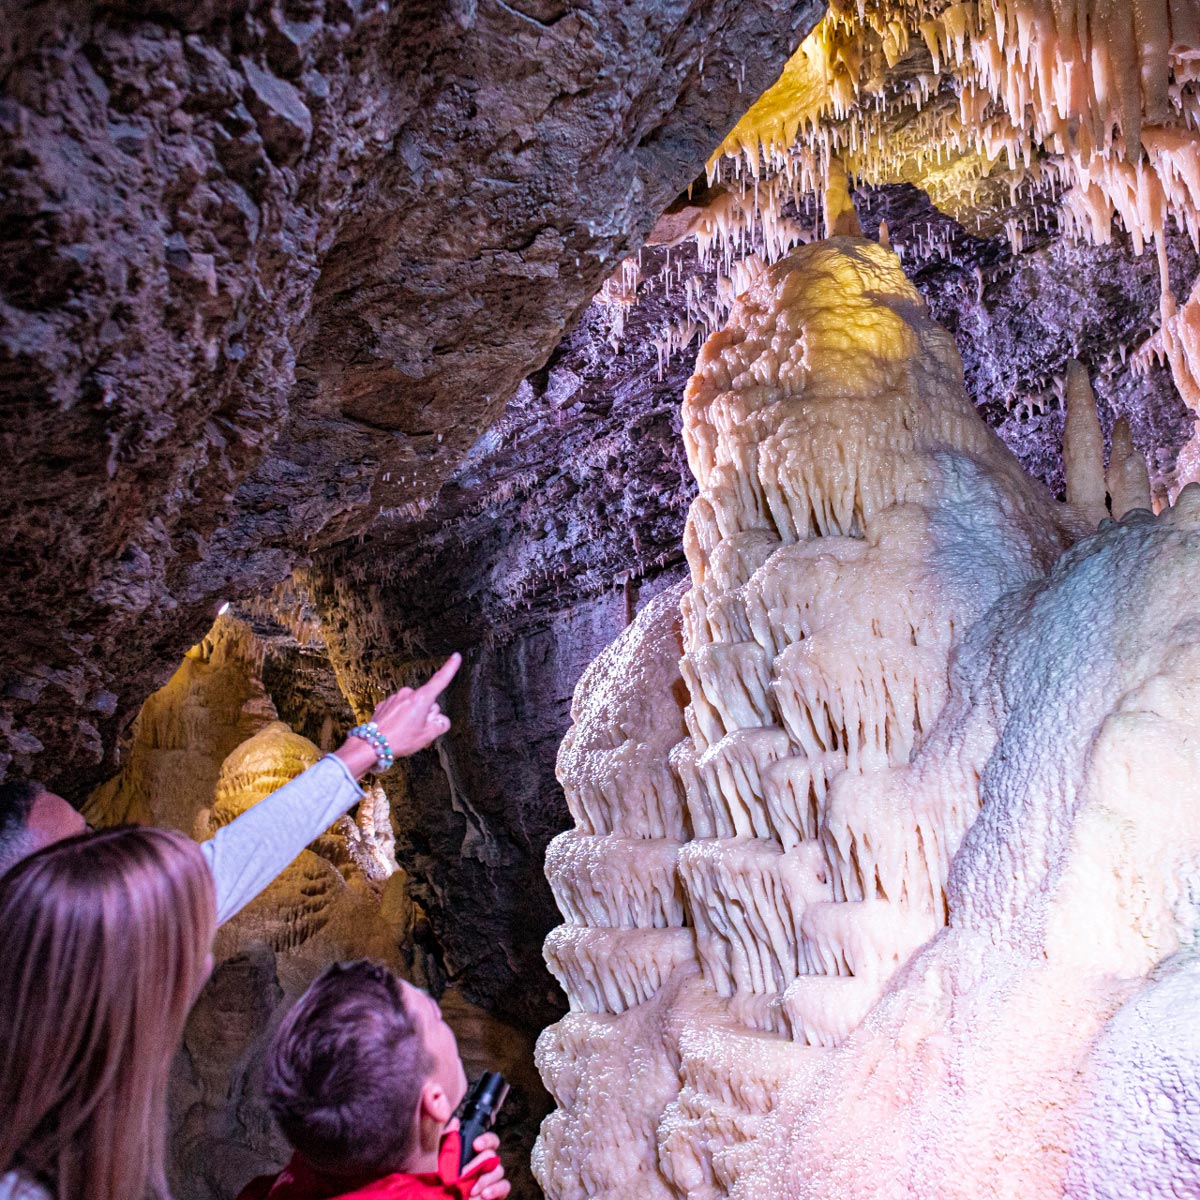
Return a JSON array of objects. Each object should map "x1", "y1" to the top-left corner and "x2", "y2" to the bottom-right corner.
[
  {"x1": 535, "y1": 583, "x2": 695, "y2": 1200},
  {"x1": 823, "y1": 157, "x2": 862, "y2": 239},
  {"x1": 1105, "y1": 416, "x2": 1152, "y2": 518},
  {"x1": 210, "y1": 721, "x2": 321, "y2": 830},
  {"x1": 1062, "y1": 360, "x2": 1110, "y2": 527},
  {"x1": 542, "y1": 230, "x2": 1200, "y2": 1199},
  {"x1": 336, "y1": 783, "x2": 401, "y2": 885},
  {"x1": 538, "y1": 236, "x2": 1094, "y2": 1200}
]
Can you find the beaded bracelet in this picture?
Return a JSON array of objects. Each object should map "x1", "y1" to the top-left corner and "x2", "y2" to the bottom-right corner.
[{"x1": 347, "y1": 722, "x2": 395, "y2": 772}]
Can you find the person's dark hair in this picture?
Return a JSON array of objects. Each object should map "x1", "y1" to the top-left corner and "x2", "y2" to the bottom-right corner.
[
  {"x1": 0, "y1": 780, "x2": 43, "y2": 875},
  {"x1": 0, "y1": 779, "x2": 42, "y2": 836},
  {"x1": 264, "y1": 960, "x2": 433, "y2": 1176}
]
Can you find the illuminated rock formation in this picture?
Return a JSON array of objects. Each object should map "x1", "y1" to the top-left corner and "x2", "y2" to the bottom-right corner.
[
  {"x1": 534, "y1": 235, "x2": 1200, "y2": 1199},
  {"x1": 206, "y1": 720, "x2": 402, "y2": 968},
  {"x1": 535, "y1": 581, "x2": 694, "y2": 1200},
  {"x1": 726, "y1": 491, "x2": 1200, "y2": 1199},
  {"x1": 709, "y1": 1, "x2": 1200, "y2": 273},
  {"x1": 85, "y1": 616, "x2": 277, "y2": 835},
  {"x1": 627, "y1": 2, "x2": 1200, "y2": 501}
]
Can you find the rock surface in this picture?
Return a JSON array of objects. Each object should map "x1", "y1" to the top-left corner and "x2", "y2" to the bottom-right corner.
[
  {"x1": 853, "y1": 184, "x2": 1198, "y2": 501},
  {"x1": 0, "y1": 0, "x2": 823, "y2": 792},
  {"x1": 300, "y1": 257, "x2": 698, "y2": 1028}
]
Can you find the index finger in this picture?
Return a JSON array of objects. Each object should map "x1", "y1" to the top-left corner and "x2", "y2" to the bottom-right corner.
[{"x1": 416, "y1": 653, "x2": 461, "y2": 699}]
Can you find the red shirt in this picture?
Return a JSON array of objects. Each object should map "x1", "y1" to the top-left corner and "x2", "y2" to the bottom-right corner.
[{"x1": 236, "y1": 1131, "x2": 499, "y2": 1200}]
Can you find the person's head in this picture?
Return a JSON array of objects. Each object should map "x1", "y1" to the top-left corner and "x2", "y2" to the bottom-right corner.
[
  {"x1": 0, "y1": 778, "x2": 86, "y2": 875},
  {"x1": 264, "y1": 961, "x2": 468, "y2": 1178},
  {"x1": 0, "y1": 826, "x2": 217, "y2": 1200}
]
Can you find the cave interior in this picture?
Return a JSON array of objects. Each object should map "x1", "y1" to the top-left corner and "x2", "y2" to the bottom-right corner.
[{"x1": 4, "y1": 1, "x2": 1200, "y2": 1198}]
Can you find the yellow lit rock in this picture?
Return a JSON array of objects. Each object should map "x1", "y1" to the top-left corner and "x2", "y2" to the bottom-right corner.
[{"x1": 210, "y1": 720, "x2": 322, "y2": 831}]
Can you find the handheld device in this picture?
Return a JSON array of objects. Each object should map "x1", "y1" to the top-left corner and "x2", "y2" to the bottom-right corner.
[{"x1": 458, "y1": 1071, "x2": 510, "y2": 1173}]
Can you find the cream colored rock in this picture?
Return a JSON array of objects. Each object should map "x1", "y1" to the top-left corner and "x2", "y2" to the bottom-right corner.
[
  {"x1": 1062, "y1": 360, "x2": 1109, "y2": 528},
  {"x1": 208, "y1": 721, "x2": 403, "y2": 984},
  {"x1": 210, "y1": 720, "x2": 322, "y2": 830},
  {"x1": 537, "y1": 584, "x2": 696, "y2": 1200},
  {"x1": 1105, "y1": 415, "x2": 1153, "y2": 519},
  {"x1": 729, "y1": 500, "x2": 1200, "y2": 1199},
  {"x1": 539, "y1": 238, "x2": 1091, "y2": 1199},
  {"x1": 85, "y1": 616, "x2": 277, "y2": 835}
]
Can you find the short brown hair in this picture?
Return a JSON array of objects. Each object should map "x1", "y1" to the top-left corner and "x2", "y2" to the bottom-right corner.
[{"x1": 264, "y1": 961, "x2": 433, "y2": 1175}]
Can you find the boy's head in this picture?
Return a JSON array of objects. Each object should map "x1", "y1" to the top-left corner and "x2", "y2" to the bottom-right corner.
[{"x1": 264, "y1": 960, "x2": 468, "y2": 1177}]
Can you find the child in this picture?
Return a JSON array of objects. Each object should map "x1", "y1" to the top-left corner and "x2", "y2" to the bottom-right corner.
[{"x1": 238, "y1": 962, "x2": 510, "y2": 1200}]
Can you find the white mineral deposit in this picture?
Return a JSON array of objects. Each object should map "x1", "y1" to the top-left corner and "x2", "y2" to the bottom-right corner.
[{"x1": 535, "y1": 233, "x2": 1200, "y2": 1199}]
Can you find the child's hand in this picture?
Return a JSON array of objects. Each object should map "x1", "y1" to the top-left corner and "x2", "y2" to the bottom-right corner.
[{"x1": 464, "y1": 1132, "x2": 509, "y2": 1200}]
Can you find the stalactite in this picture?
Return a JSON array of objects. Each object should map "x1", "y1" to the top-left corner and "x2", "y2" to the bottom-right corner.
[{"x1": 625, "y1": 0, "x2": 1200, "y2": 429}]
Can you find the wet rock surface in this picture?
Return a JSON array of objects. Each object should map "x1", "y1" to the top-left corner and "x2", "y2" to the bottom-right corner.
[{"x1": 0, "y1": 0, "x2": 822, "y2": 792}]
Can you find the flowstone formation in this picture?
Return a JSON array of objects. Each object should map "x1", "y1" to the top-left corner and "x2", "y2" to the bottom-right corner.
[{"x1": 536, "y1": 237, "x2": 1200, "y2": 1197}]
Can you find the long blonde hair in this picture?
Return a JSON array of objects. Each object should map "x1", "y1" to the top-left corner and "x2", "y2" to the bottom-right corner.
[{"x1": 0, "y1": 826, "x2": 216, "y2": 1200}]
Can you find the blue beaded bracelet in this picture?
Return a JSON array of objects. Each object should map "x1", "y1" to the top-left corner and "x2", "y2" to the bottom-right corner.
[{"x1": 347, "y1": 722, "x2": 395, "y2": 772}]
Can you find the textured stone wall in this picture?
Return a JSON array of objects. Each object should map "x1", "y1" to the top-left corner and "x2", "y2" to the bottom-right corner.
[{"x1": 0, "y1": 0, "x2": 823, "y2": 794}]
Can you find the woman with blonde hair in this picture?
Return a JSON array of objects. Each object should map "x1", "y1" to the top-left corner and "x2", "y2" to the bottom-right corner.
[{"x1": 0, "y1": 827, "x2": 215, "y2": 1200}]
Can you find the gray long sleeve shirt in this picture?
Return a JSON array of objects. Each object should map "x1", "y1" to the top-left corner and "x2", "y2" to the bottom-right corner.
[{"x1": 200, "y1": 753, "x2": 365, "y2": 925}]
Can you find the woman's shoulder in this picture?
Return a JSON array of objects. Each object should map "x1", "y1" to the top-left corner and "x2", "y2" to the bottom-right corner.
[{"x1": 0, "y1": 1172, "x2": 51, "y2": 1200}]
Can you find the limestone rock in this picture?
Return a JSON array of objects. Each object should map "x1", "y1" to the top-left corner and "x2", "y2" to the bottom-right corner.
[{"x1": 0, "y1": 0, "x2": 824, "y2": 793}]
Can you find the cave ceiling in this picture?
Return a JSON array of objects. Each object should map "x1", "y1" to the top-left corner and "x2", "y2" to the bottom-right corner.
[
  {"x1": 0, "y1": 0, "x2": 824, "y2": 790},
  {"x1": 4, "y1": 0, "x2": 1200, "y2": 796}
]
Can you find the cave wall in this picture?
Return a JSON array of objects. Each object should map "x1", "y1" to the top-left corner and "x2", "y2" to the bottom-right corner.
[
  {"x1": 0, "y1": 0, "x2": 824, "y2": 794},
  {"x1": 299, "y1": 268, "x2": 701, "y2": 1030},
  {"x1": 852, "y1": 184, "x2": 1199, "y2": 498},
  {"x1": 275, "y1": 185, "x2": 1199, "y2": 1047}
]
